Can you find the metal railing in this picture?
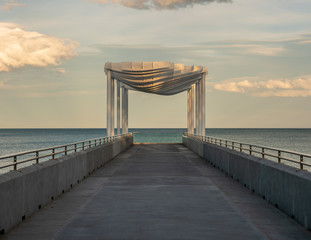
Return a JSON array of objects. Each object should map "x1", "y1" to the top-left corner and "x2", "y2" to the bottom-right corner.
[
  {"x1": 0, "y1": 133, "x2": 132, "y2": 173},
  {"x1": 184, "y1": 132, "x2": 311, "y2": 171}
]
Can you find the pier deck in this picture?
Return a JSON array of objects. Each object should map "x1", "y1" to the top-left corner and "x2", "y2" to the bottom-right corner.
[{"x1": 3, "y1": 144, "x2": 311, "y2": 240}]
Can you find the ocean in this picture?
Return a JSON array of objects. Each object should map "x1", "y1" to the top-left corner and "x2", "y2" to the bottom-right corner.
[{"x1": 0, "y1": 128, "x2": 310, "y2": 157}]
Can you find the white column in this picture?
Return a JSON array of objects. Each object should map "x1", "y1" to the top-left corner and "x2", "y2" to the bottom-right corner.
[
  {"x1": 111, "y1": 78, "x2": 115, "y2": 136},
  {"x1": 202, "y1": 74, "x2": 206, "y2": 136},
  {"x1": 122, "y1": 87, "x2": 128, "y2": 134},
  {"x1": 117, "y1": 81, "x2": 120, "y2": 135},
  {"x1": 122, "y1": 86, "x2": 125, "y2": 134},
  {"x1": 191, "y1": 84, "x2": 195, "y2": 134},
  {"x1": 125, "y1": 88, "x2": 128, "y2": 134},
  {"x1": 106, "y1": 70, "x2": 111, "y2": 137},
  {"x1": 187, "y1": 89, "x2": 190, "y2": 133},
  {"x1": 198, "y1": 80, "x2": 202, "y2": 135},
  {"x1": 195, "y1": 82, "x2": 199, "y2": 134},
  {"x1": 200, "y1": 82, "x2": 202, "y2": 135}
]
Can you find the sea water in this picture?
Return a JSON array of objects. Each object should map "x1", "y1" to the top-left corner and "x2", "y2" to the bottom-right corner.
[{"x1": 0, "y1": 128, "x2": 310, "y2": 157}]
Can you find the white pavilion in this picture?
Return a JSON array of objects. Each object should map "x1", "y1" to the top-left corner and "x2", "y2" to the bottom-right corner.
[{"x1": 104, "y1": 62, "x2": 208, "y2": 137}]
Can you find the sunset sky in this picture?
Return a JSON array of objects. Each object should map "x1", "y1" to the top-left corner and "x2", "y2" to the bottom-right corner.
[{"x1": 1, "y1": 0, "x2": 311, "y2": 128}]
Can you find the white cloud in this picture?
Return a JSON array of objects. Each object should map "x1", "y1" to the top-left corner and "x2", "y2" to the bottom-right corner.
[
  {"x1": 213, "y1": 76, "x2": 311, "y2": 97},
  {"x1": 197, "y1": 43, "x2": 286, "y2": 56},
  {"x1": 0, "y1": 23, "x2": 79, "y2": 72},
  {"x1": 0, "y1": 79, "x2": 64, "y2": 90},
  {"x1": 88, "y1": 0, "x2": 231, "y2": 10},
  {"x1": 25, "y1": 89, "x2": 105, "y2": 98},
  {"x1": 298, "y1": 40, "x2": 311, "y2": 45},
  {"x1": 0, "y1": 79, "x2": 106, "y2": 98},
  {"x1": 0, "y1": 0, "x2": 24, "y2": 10},
  {"x1": 54, "y1": 68, "x2": 66, "y2": 74},
  {"x1": 246, "y1": 47, "x2": 285, "y2": 56}
]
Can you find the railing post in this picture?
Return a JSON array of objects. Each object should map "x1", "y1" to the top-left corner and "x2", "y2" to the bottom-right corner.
[
  {"x1": 75, "y1": 144, "x2": 77, "y2": 152},
  {"x1": 262, "y1": 148, "x2": 265, "y2": 158},
  {"x1": 225, "y1": 140, "x2": 227, "y2": 148},
  {"x1": 104, "y1": 138, "x2": 106, "y2": 144},
  {"x1": 95, "y1": 140, "x2": 97, "y2": 146},
  {"x1": 82, "y1": 142, "x2": 85, "y2": 150},
  {"x1": 232, "y1": 142, "x2": 234, "y2": 150},
  {"x1": 240, "y1": 143, "x2": 242, "y2": 152},
  {"x1": 89, "y1": 141, "x2": 91, "y2": 148},
  {"x1": 278, "y1": 151, "x2": 281, "y2": 163},
  {"x1": 220, "y1": 139, "x2": 222, "y2": 146},
  {"x1": 52, "y1": 148, "x2": 55, "y2": 159},
  {"x1": 36, "y1": 151, "x2": 39, "y2": 164},
  {"x1": 300, "y1": 155, "x2": 303, "y2": 170},
  {"x1": 249, "y1": 145, "x2": 252, "y2": 155},
  {"x1": 65, "y1": 146, "x2": 67, "y2": 156},
  {"x1": 14, "y1": 156, "x2": 17, "y2": 170}
]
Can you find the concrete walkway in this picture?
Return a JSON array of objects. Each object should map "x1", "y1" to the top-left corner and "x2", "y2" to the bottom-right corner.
[{"x1": 3, "y1": 144, "x2": 311, "y2": 240}]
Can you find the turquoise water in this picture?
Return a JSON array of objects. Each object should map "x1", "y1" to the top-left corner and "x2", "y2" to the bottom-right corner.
[{"x1": 0, "y1": 128, "x2": 310, "y2": 157}]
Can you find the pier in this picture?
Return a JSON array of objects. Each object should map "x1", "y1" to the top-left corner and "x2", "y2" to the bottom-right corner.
[
  {"x1": 1, "y1": 62, "x2": 311, "y2": 239},
  {"x1": 3, "y1": 142, "x2": 311, "y2": 239}
]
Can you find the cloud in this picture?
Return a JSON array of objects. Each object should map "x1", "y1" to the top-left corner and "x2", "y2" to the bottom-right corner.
[
  {"x1": 88, "y1": 0, "x2": 231, "y2": 10},
  {"x1": 0, "y1": 79, "x2": 63, "y2": 90},
  {"x1": 196, "y1": 43, "x2": 286, "y2": 56},
  {"x1": 298, "y1": 40, "x2": 311, "y2": 45},
  {"x1": 245, "y1": 46, "x2": 285, "y2": 56},
  {"x1": 0, "y1": 0, "x2": 24, "y2": 10},
  {"x1": 0, "y1": 23, "x2": 79, "y2": 72},
  {"x1": 54, "y1": 68, "x2": 66, "y2": 74},
  {"x1": 0, "y1": 79, "x2": 106, "y2": 98},
  {"x1": 24, "y1": 89, "x2": 106, "y2": 98},
  {"x1": 213, "y1": 76, "x2": 311, "y2": 97}
]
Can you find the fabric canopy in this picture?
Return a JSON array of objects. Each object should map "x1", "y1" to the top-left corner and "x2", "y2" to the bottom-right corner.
[{"x1": 104, "y1": 62, "x2": 208, "y2": 95}]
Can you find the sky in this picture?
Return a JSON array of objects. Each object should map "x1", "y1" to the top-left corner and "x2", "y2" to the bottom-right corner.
[{"x1": 0, "y1": 0, "x2": 311, "y2": 128}]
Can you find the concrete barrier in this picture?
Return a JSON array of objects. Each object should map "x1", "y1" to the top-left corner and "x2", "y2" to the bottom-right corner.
[
  {"x1": 0, "y1": 135, "x2": 133, "y2": 234},
  {"x1": 183, "y1": 136, "x2": 311, "y2": 230}
]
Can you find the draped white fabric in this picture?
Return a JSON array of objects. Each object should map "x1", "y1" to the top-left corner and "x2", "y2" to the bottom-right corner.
[{"x1": 105, "y1": 62, "x2": 208, "y2": 95}]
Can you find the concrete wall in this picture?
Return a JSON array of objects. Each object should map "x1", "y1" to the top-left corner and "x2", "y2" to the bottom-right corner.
[
  {"x1": 0, "y1": 135, "x2": 133, "y2": 234},
  {"x1": 183, "y1": 136, "x2": 311, "y2": 230}
]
